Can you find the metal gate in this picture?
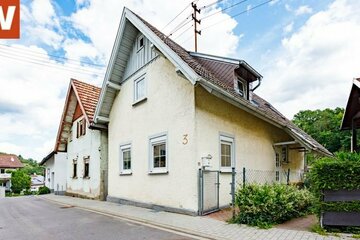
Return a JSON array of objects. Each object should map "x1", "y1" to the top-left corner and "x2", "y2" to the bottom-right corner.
[{"x1": 198, "y1": 169, "x2": 220, "y2": 215}]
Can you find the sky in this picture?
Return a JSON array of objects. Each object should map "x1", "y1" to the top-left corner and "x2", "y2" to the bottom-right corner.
[{"x1": 0, "y1": 0, "x2": 359, "y2": 160}]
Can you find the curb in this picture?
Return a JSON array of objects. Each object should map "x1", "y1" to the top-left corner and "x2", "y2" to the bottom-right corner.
[{"x1": 38, "y1": 195, "x2": 224, "y2": 240}]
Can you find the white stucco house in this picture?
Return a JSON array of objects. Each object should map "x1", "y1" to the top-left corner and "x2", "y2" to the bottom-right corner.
[
  {"x1": 51, "y1": 79, "x2": 108, "y2": 200},
  {"x1": 92, "y1": 8, "x2": 331, "y2": 215},
  {"x1": 0, "y1": 154, "x2": 23, "y2": 191},
  {"x1": 40, "y1": 151, "x2": 67, "y2": 194}
]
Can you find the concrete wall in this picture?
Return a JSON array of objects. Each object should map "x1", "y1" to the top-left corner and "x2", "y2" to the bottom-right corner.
[
  {"x1": 66, "y1": 117, "x2": 103, "y2": 199},
  {"x1": 108, "y1": 56, "x2": 198, "y2": 213},
  {"x1": 194, "y1": 86, "x2": 304, "y2": 207},
  {"x1": 44, "y1": 157, "x2": 54, "y2": 190},
  {"x1": 43, "y1": 152, "x2": 67, "y2": 194}
]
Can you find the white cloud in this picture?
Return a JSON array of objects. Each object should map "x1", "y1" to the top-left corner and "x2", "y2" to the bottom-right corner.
[
  {"x1": 295, "y1": 5, "x2": 313, "y2": 16},
  {"x1": 259, "y1": 0, "x2": 360, "y2": 118},
  {"x1": 283, "y1": 21, "x2": 294, "y2": 33}
]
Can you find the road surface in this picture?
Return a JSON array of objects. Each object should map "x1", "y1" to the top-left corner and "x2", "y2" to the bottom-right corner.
[{"x1": 0, "y1": 196, "x2": 195, "y2": 240}]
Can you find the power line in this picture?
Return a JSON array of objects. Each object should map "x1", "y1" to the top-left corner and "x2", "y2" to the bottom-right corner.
[
  {"x1": 200, "y1": 0, "x2": 249, "y2": 21},
  {"x1": 199, "y1": 0, "x2": 228, "y2": 10},
  {"x1": 0, "y1": 43, "x2": 105, "y2": 67},
  {"x1": 167, "y1": 15, "x2": 193, "y2": 37},
  {"x1": 180, "y1": 35, "x2": 194, "y2": 45},
  {"x1": 200, "y1": 0, "x2": 274, "y2": 31},
  {"x1": 161, "y1": 3, "x2": 191, "y2": 31},
  {"x1": 172, "y1": 24, "x2": 194, "y2": 41}
]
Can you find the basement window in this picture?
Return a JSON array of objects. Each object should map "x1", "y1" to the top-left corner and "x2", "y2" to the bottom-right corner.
[{"x1": 83, "y1": 157, "x2": 90, "y2": 178}]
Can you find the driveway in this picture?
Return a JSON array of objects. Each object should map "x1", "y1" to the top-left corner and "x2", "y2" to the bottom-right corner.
[{"x1": 0, "y1": 196, "x2": 194, "y2": 240}]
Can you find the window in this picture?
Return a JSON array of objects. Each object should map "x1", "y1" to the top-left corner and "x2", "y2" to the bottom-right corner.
[
  {"x1": 77, "y1": 118, "x2": 86, "y2": 138},
  {"x1": 0, "y1": 169, "x2": 4, "y2": 174},
  {"x1": 120, "y1": 144, "x2": 132, "y2": 175},
  {"x1": 72, "y1": 160, "x2": 77, "y2": 178},
  {"x1": 134, "y1": 75, "x2": 146, "y2": 103},
  {"x1": 281, "y1": 146, "x2": 288, "y2": 163},
  {"x1": 275, "y1": 153, "x2": 280, "y2": 182},
  {"x1": 236, "y1": 78, "x2": 247, "y2": 98},
  {"x1": 83, "y1": 157, "x2": 90, "y2": 178},
  {"x1": 149, "y1": 134, "x2": 168, "y2": 174},
  {"x1": 137, "y1": 36, "x2": 144, "y2": 50},
  {"x1": 69, "y1": 129, "x2": 73, "y2": 142},
  {"x1": 220, "y1": 135, "x2": 234, "y2": 170}
]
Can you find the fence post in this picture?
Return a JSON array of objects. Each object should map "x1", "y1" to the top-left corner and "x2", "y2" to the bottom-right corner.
[
  {"x1": 198, "y1": 168, "x2": 202, "y2": 215},
  {"x1": 287, "y1": 168, "x2": 290, "y2": 185},
  {"x1": 231, "y1": 167, "x2": 236, "y2": 219},
  {"x1": 242, "y1": 167, "x2": 246, "y2": 188}
]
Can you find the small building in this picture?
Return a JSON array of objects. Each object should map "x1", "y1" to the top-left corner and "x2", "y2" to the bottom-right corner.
[
  {"x1": 93, "y1": 8, "x2": 331, "y2": 215},
  {"x1": 30, "y1": 174, "x2": 45, "y2": 192},
  {"x1": 0, "y1": 154, "x2": 23, "y2": 191},
  {"x1": 341, "y1": 78, "x2": 360, "y2": 151},
  {"x1": 40, "y1": 151, "x2": 67, "y2": 194},
  {"x1": 52, "y1": 79, "x2": 108, "y2": 200}
]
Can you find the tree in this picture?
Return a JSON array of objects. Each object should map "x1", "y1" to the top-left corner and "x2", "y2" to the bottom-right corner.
[
  {"x1": 11, "y1": 170, "x2": 31, "y2": 194},
  {"x1": 292, "y1": 108, "x2": 351, "y2": 153}
]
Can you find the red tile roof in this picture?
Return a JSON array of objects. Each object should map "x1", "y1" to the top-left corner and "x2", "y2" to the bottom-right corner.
[
  {"x1": 0, "y1": 154, "x2": 23, "y2": 168},
  {"x1": 72, "y1": 79, "x2": 101, "y2": 123}
]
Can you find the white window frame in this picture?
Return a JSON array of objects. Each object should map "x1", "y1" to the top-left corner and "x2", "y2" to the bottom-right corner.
[
  {"x1": 149, "y1": 134, "x2": 168, "y2": 174},
  {"x1": 137, "y1": 35, "x2": 144, "y2": 51},
  {"x1": 219, "y1": 134, "x2": 235, "y2": 172},
  {"x1": 133, "y1": 74, "x2": 147, "y2": 104},
  {"x1": 235, "y1": 77, "x2": 247, "y2": 98},
  {"x1": 119, "y1": 143, "x2": 132, "y2": 175}
]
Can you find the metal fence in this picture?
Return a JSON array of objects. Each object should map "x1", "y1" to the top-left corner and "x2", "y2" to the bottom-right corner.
[{"x1": 235, "y1": 168, "x2": 304, "y2": 186}]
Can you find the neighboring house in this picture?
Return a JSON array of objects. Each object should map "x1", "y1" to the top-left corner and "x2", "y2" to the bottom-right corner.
[
  {"x1": 340, "y1": 78, "x2": 360, "y2": 152},
  {"x1": 40, "y1": 151, "x2": 67, "y2": 194},
  {"x1": 0, "y1": 154, "x2": 23, "y2": 191},
  {"x1": 30, "y1": 174, "x2": 45, "y2": 192},
  {"x1": 53, "y1": 79, "x2": 108, "y2": 200},
  {"x1": 93, "y1": 8, "x2": 331, "y2": 215}
]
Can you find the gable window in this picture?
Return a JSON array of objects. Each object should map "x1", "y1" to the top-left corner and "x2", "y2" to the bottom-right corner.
[
  {"x1": 120, "y1": 144, "x2": 132, "y2": 175},
  {"x1": 137, "y1": 35, "x2": 144, "y2": 50},
  {"x1": 220, "y1": 135, "x2": 234, "y2": 171},
  {"x1": 281, "y1": 146, "x2": 288, "y2": 163},
  {"x1": 72, "y1": 160, "x2": 77, "y2": 178},
  {"x1": 83, "y1": 157, "x2": 90, "y2": 178},
  {"x1": 149, "y1": 134, "x2": 168, "y2": 174},
  {"x1": 77, "y1": 118, "x2": 86, "y2": 138},
  {"x1": 134, "y1": 75, "x2": 146, "y2": 103},
  {"x1": 236, "y1": 78, "x2": 247, "y2": 98}
]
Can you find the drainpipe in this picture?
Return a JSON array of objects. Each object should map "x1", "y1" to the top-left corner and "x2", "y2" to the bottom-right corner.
[{"x1": 251, "y1": 78, "x2": 262, "y2": 92}]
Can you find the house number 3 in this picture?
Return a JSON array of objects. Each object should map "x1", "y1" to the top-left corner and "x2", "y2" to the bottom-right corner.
[{"x1": 183, "y1": 134, "x2": 188, "y2": 145}]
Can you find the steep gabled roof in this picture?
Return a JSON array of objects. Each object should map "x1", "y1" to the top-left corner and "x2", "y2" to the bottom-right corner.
[
  {"x1": 341, "y1": 78, "x2": 360, "y2": 130},
  {"x1": 0, "y1": 154, "x2": 23, "y2": 168},
  {"x1": 54, "y1": 79, "x2": 101, "y2": 152},
  {"x1": 94, "y1": 7, "x2": 331, "y2": 156}
]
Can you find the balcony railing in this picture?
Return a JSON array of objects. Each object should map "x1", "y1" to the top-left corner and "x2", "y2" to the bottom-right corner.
[{"x1": 0, "y1": 173, "x2": 11, "y2": 179}]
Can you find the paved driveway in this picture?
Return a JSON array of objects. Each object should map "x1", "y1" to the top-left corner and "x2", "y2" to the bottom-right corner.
[{"x1": 0, "y1": 196, "x2": 194, "y2": 240}]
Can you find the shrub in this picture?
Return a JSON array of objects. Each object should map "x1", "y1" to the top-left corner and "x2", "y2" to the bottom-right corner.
[
  {"x1": 11, "y1": 170, "x2": 31, "y2": 194},
  {"x1": 38, "y1": 186, "x2": 51, "y2": 195},
  {"x1": 233, "y1": 183, "x2": 314, "y2": 228},
  {"x1": 23, "y1": 189, "x2": 32, "y2": 195}
]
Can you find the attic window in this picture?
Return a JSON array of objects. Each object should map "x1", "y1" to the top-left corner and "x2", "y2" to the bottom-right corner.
[
  {"x1": 137, "y1": 36, "x2": 144, "y2": 50},
  {"x1": 77, "y1": 118, "x2": 86, "y2": 138},
  {"x1": 236, "y1": 78, "x2": 247, "y2": 98}
]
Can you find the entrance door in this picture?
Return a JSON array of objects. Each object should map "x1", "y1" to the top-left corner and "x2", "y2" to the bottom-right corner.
[{"x1": 51, "y1": 172, "x2": 55, "y2": 190}]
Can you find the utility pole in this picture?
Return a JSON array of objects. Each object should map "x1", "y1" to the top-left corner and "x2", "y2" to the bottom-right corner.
[{"x1": 191, "y1": 2, "x2": 201, "y2": 52}]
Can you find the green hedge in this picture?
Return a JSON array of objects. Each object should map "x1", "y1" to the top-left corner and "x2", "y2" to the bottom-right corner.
[
  {"x1": 321, "y1": 201, "x2": 360, "y2": 212},
  {"x1": 233, "y1": 184, "x2": 314, "y2": 228},
  {"x1": 38, "y1": 186, "x2": 51, "y2": 195}
]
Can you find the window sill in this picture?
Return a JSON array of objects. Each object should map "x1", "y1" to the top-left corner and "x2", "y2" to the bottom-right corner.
[
  {"x1": 83, "y1": 176, "x2": 90, "y2": 179},
  {"x1": 220, "y1": 169, "x2": 233, "y2": 174},
  {"x1": 72, "y1": 177, "x2": 78, "y2": 179},
  {"x1": 148, "y1": 170, "x2": 168, "y2": 175},
  {"x1": 132, "y1": 97, "x2": 147, "y2": 106},
  {"x1": 120, "y1": 171, "x2": 132, "y2": 176}
]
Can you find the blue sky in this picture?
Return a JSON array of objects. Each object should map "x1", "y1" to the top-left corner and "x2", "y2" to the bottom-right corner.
[{"x1": 0, "y1": 0, "x2": 360, "y2": 160}]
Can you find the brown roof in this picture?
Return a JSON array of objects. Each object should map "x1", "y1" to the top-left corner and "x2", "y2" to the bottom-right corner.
[
  {"x1": 72, "y1": 79, "x2": 101, "y2": 123},
  {"x1": 341, "y1": 78, "x2": 360, "y2": 130},
  {"x1": 0, "y1": 154, "x2": 23, "y2": 168},
  {"x1": 132, "y1": 10, "x2": 331, "y2": 156}
]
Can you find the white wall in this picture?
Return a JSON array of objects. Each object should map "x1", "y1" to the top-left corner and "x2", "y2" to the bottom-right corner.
[
  {"x1": 66, "y1": 117, "x2": 103, "y2": 199},
  {"x1": 108, "y1": 56, "x2": 198, "y2": 212},
  {"x1": 43, "y1": 152, "x2": 67, "y2": 193},
  {"x1": 44, "y1": 157, "x2": 54, "y2": 190}
]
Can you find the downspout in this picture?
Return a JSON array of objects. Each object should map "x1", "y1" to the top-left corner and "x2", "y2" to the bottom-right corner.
[{"x1": 251, "y1": 78, "x2": 262, "y2": 92}]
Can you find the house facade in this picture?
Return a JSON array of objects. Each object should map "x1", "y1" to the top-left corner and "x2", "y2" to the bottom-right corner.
[
  {"x1": 0, "y1": 154, "x2": 23, "y2": 191},
  {"x1": 40, "y1": 151, "x2": 67, "y2": 194},
  {"x1": 93, "y1": 8, "x2": 331, "y2": 215},
  {"x1": 52, "y1": 79, "x2": 108, "y2": 200}
]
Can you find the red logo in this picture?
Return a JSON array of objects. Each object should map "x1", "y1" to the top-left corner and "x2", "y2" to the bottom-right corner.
[{"x1": 0, "y1": 0, "x2": 20, "y2": 39}]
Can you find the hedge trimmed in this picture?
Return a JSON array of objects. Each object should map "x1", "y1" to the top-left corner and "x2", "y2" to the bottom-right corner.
[{"x1": 233, "y1": 184, "x2": 314, "y2": 228}]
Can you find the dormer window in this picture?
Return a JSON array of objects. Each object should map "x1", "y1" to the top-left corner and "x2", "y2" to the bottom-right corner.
[{"x1": 236, "y1": 78, "x2": 247, "y2": 99}]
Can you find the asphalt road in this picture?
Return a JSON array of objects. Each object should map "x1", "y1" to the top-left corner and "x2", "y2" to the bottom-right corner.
[{"x1": 0, "y1": 196, "x2": 195, "y2": 240}]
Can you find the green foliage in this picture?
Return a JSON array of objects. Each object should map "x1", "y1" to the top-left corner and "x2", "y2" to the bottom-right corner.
[
  {"x1": 11, "y1": 170, "x2": 31, "y2": 194},
  {"x1": 308, "y1": 152, "x2": 360, "y2": 192},
  {"x1": 233, "y1": 184, "x2": 314, "y2": 228},
  {"x1": 321, "y1": 201, "x2": 360, "y2": 212},
  {"x1": 311, "y1": 224, "x2": 328, "y2": 235},
  {"x1": 38, "y1": 186, "x2": 50, "y2": 195},
  {"x1": 292, "y1": 108, "x2": 351, "y2": 154},
  {"x1": 23, "y1": 189, "x2": 33, "y2": 195},
  {"x1": 18, "y1": 155, "x2": 44, "y2": 176}
]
